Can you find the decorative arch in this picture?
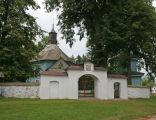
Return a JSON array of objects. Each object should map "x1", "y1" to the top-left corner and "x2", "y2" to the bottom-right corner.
[{"x1": 78, "y1": 74, "x2": 99, "y2": 98}]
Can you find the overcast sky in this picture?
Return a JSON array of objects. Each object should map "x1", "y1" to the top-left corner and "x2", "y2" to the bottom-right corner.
[
  {"x1": 28, "y1": 0, "x2": 156, "y2": 57},
  {"x1": 28, "y1": 0, "x2": 88, "y2": 57}
]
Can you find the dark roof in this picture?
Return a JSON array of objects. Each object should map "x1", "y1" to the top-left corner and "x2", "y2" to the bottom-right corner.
[
  {"x1": 108, "y1": 74, "x2": 127, "y2": 79},
  {"x1": 41, "y1": 71, "x2": 68, "y2": 76},
  {"x1": 94, "y1": 67, "x2": 107, "y2": 71},
  {"x1": 37, "y1": 44, "x2": 71, "y2": 61},
  {"x1": 0, "y1": 82, "x2": 39, "y2": 86},
  {"x1": 68, "y1": 65, "x2": 84, "y2": 70}
]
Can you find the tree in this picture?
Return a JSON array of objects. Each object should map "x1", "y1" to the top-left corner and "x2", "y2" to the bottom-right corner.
[
  {"x1": 45, "y1": 0, "x2": 124, "y2": 67},
  {"x1": 0, "y1": 0, "x2": 43, "y2": 82},
  {"x1": 37, "y1": 36, "x2": 48, "y2": 52},
  {"x1": 142, "y1": 73, "x2": 155, "y2": 92},
  {"x1": 70, "y1": 55, "x2": 76, "y2": 64},
  {"x1": 114, "y1": 0, "x2": 156, "y2": 84},
  {"x1": 75, "y1": 54, "x2": 89, "y2": 64},
  {"x1": 45, "y1": 0, "x2": 156, "y2": 84},
  {"x1": 76, "y1": 55, "x2": 83, "y2": 64}
]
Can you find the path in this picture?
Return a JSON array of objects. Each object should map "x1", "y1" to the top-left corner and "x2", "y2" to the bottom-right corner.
[{"x1": 135, "y1": 115, "x2": 156, "y2": 120}]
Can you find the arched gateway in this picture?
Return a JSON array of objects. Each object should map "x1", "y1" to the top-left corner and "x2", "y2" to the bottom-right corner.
[
  {"x1": 39, "y1": 62, "x2": 128, "y2": 100},
  {"x1": 78, "y1": 74, "x2": 97, "y2": 98}
]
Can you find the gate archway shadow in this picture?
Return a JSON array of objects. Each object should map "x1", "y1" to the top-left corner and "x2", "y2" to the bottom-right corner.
[{"x1": 78, "y1": 74, "x2": 98, "y2": 99}]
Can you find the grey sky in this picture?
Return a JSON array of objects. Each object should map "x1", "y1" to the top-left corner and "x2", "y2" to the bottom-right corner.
[
  {"x1": 28, "y1": 0, "x2": 156, "y2": 57},
  {"x1": 28, "y1": 0, "x2": 88, "y2": 57}
]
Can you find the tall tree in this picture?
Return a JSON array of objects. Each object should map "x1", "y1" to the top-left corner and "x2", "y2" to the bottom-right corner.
[
  {"x1": 114, "y1": 0, "x2": 156, "y2": 84},
  {"x1": 45, "y1": 0, "x2": 156, "y2": 84},
  {"x1": 45, "y1": 0, "x2": 124, "y2": 68},
  {"x1": 0, "y1": 0, "x2": 42, "y2": 82}
]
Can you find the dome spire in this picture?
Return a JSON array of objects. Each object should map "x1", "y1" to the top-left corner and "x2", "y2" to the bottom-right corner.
[
  {"x1": 48, "y1": 23, "x2": 57, "y2": 44},
  {"x1": 51, "y1": 24, "x2": 55, "y2": 32}
]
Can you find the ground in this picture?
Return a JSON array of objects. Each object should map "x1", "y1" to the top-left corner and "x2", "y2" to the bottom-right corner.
[
  {"x1": 135, "y1": 115, "x2": 156, "y2": 120},
  {"x1": 0, "y1": 96, "x2": 156, "y2": 120}
]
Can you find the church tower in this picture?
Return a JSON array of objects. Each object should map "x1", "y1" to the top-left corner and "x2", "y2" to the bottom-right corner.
[
  {"x1": 36, "y1": 23, "x2": 71, "y2": 72},
  {"x1": 48, "y1": 24, "x2": 57, "y2": 44}
]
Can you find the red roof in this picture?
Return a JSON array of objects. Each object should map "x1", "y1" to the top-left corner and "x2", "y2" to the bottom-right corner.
[{"x1": 41, "y1": 71, "x2": 67, "y2": 76}]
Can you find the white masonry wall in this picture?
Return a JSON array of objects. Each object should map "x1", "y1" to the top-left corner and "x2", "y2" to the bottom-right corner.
[
  {"x1": 39, "y1": 64, "x2": 108, "y2": 99},
  {"x1": 0, "y1": 83, "x2": 39, "y2": 98},
  {"x1": 67, "y1": 69, "x2": 108, "y2": 99},
  {"x1": 128, "y1": 86, "x2": 150, "y2": 98},
  {"x1": 108, "y1": 77, "x2": 128, "y2": 99},
  {"x1": 39, "y1": 75, "x2": 69, "y2": 99}
]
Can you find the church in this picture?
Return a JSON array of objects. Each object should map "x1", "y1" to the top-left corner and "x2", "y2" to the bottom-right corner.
[
  {"x1": 0, "y1": 25, "x2": 150, "y2": 99},
  {"x1": 30, "y1": 25, "x2": 128, "y2": 99}
]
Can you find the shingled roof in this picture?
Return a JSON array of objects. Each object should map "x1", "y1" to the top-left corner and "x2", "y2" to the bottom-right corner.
[{"x1": 37, "y1": 44, "x2": 71, "y2": 61}]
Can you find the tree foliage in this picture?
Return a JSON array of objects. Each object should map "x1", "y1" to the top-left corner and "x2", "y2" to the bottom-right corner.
[
  {"x1": 71, "y1": 54, "x2": 88, "y2": 64},
  {"x1": 37, "y1": 36, "x2": 48, "y2": 52},
  {"x1": 0, "y1": 0, "x2": 43, "y2": 82},
  {"x1": 142, "y1": 73, "x2": 155, "y2": 92},
  {"x1": 45, "y1": 0, "x2": 156, "y2": 84}
]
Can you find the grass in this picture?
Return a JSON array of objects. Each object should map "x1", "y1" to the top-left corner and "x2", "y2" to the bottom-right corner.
[{"x1": 0, "y1": 96, "x2": 156, "y2": 120}]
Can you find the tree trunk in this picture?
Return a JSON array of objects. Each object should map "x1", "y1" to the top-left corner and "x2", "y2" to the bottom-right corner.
[
  {"x1": 102, "y1": 49, "x2": 108, "y2": 68},
  {"x1": 127, "y1": 51, "x2": 132, "y2": 85},
  {"x1": 95, "y1": 16, "x2": 108, "y2": 68}
]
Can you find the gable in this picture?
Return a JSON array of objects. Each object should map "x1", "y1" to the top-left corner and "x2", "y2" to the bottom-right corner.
[{"x1": 48, "y1": 59, "x2": 69, "y2": 70}]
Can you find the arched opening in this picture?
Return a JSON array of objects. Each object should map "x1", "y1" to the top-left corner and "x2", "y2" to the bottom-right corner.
[
  {"x1": 78, "y1": 74, "x2": 97, "y2": 98},
  {"x1": 114, "y1": 82, "x2": 120, "y2": 99}
]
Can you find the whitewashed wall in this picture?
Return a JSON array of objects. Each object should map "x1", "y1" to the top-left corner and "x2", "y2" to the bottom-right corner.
[
  {"x1": 128, "y1": 86, "x2": 150, "y2": 98},
  {"x1": 40, "y1": 63, "x2": 109, "y2": 100},
  {"x1": 108, "y1": 77, "x2": 128, "y2": 99},
  {"x1": 40, "y1": 70, "x2": 108, "y2": 99},
  {"x1": 67, "y1": 69, "x2": 108, "y2": 99},
  {"x1": 152, "y1": 87, "x2": 156, "y2": 93},
  {"x1": 39, "y1": 75, "x2": 69, "y2": 99},
  {"x1": 0, "y1": 83, "x2": 39, "y2": 98}
]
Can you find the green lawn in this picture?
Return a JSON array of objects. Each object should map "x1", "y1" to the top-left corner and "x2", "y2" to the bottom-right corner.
[{"x1": 0, "y1": 96, "x2": 156, "y2": 120}]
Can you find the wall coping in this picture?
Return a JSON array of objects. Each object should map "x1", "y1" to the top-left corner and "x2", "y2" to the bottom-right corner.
[
  {"x1": 0, "y1": 82, "x2": 40, "y2": 86},
  {"x1": 128, "y1": 85, "x2": 149, "y2": 88}
]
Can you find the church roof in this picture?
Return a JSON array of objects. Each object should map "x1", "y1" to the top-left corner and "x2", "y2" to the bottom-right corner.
[{"x1": 37, "y1": 44, "x2": 71, "y2": 61}]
